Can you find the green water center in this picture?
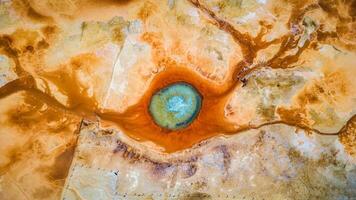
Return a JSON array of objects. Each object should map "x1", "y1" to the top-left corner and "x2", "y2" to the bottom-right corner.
[{"x1": 149, "y1": 82, "x2": 202, "y2": 130}]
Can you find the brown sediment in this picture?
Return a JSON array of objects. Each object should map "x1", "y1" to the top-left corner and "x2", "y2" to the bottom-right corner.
[
  {"x1": 0, "y1": 146, "x2": 23, "y2": 175},
  {"x1": 0, "y1": 76, "x2": 78, "y2": 116},
  {"x1": 0, "y1": 110, "x2": 80, "y2": 176},
  {"x1": 40, "y1": 54, "x2": 101, "y2": 112},
  {"x1": 338, "y1": 115, "x2": 356, "y2": 155},
  {"x1": 137, "y1": 1, "x2": 157, "y2": 21},
  {"x1": 315, "y1": 0, "x2": 356, "y2": 51},
  {"x1": 47, "y1": 143, "x2": 76, "y2": 181},
  {"x1": 0, "y1": 35, "x2": 29, "y2": 76},
  {"x1": 111, "y1": 137, "x2": 199, "y2": 178},
  {"x1": 12, "y1": 0, "x2": 54, "y2": 23}
]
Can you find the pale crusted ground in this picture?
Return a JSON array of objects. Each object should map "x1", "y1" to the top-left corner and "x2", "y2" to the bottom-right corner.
[
  {"x1": 62, "y1": 120, "x2": 356, "y2": 200},
  {"x1": 0, "y1": 0, "x2": 355, "y2": 199}
]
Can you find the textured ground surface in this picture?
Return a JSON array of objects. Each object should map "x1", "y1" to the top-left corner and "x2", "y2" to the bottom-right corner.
[{"x1": 0, "y1": 0, "x2": 355, "y2": 199}]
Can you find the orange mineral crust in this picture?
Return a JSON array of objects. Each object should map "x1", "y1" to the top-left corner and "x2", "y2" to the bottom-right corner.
[
  {"x1": 0, "y1": 0, "x2": 355, "y2": 199},
  {"x1": 99, "y1": 66, "x2": 238, "y2": 152}
]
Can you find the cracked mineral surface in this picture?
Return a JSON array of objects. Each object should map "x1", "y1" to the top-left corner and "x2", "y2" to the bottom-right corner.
[{"x1": 0, "y1": 0, "x2": 355, "y2": 199}]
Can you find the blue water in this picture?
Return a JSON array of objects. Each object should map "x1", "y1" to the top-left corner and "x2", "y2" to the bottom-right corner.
[{"x1": 166, "y1": 95, "x2": 193, "y2": 118}]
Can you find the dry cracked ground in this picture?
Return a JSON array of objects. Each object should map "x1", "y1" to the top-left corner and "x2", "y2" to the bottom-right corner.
[{"x1": 0, "y1": 0, "x2": 356, "y2": 199}]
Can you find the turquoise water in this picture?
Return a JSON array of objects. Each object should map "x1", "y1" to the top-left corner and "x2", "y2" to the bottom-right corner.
[{"x1": 149, "y1": 82, "x2": 202, "y2": 130}]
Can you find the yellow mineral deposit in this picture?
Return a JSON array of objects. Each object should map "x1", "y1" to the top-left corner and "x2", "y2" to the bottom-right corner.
[{"x1": 0, "y1": 0, "x2": 355, "y2": 199}]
